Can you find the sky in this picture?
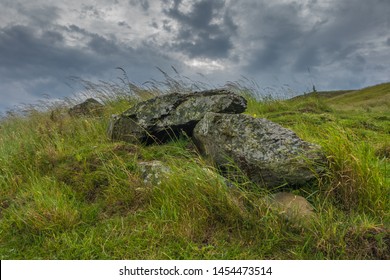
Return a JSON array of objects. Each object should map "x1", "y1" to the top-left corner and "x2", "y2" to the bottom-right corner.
[{"x1": 0, "y1": 0, "x2": 389, "y2": 112}]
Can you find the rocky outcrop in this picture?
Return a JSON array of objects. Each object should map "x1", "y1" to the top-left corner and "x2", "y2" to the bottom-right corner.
[
  {"x1": 108, "y1": 89, "x2": 247, "y2": 144},
  {"x1": 108, "y1": 88, "x2": 325, "y2": 189},
  {"x1": 68, "y1": 98, "x2": 104, "y2": 117},
  {"x1": 192, "y1": 112, "x2": 325, "y2": 188}
]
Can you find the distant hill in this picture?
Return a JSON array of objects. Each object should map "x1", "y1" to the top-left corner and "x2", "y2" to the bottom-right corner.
[{"x1": 293, "y1": 83, "x2": 390, "y2": 111}]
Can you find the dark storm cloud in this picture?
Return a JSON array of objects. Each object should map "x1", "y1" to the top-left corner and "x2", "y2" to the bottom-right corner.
[
  {"x1": 15, "y1": 3, "x2": 61, "y2": 26},
  {"x1": 162, "y1": 19, "x2": 172, "y2": 32},
  {"x1": 0, "y1": 24, "x2": 102, "y2": 108},
  {"x1": 300, "y1": 0, "x2": 388, "y2": 67},
  {"x1": 243, "y1": 0, "x2": 390, "y2": 76},
  {"x1": 0, "y1": 24, "x2": 96, "y2": 80},
  {"x1": 79, "y1": 4, "x2": 103, "y2": 19},
  {"x1": 247, "y1": 11, "x2": 303, "y2": 70},
  {"x1": 229, "y1": 0, "x2": 390, "y2": 91},
  {"x1": 66, "y1": 24, "x2": 122, "y2": 55},
  {"x1": 0, "y1": 0, "x2": 389, "y2": 112},
  {"x1": 163, "y1": 0, "x2": 237, "y2": 59},
  {"x1": 129, "y1": 0, "x2": 150, "y2": 12},
  {"x1": 0, "y1": 21, "x2": 172, "y2": 81},
  {"x1": 241, "y1": 1, "x2": 315, "y2": 72},
  {"x1": 0, "y1": 21, "x2": 178, "y2": 111}
]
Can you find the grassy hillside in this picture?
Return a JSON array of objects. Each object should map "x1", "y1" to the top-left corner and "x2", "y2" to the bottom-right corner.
[
  {"x1": 0, "y1": 80, "x2": 389, "y2": 259},
  {"x1": 326, "y1": 83, "x2": 390, "y2": 111},
  {"x1": 295, "y1": 82, "x2": 390, "y2": 111}
]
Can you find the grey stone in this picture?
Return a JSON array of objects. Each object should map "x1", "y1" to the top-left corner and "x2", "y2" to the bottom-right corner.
[
  {"x1": 68, "y1": 98, "x2": 104, "y2": 117},
  {"x1": 108, "y1": 89, "x2": 247, "y2": 144},
  {"x1": 138, "y1": 160, "x2": 171, "y2": 186},
  {"x1": 192, "y1": 112, "x2": 325, "y2": 188}
]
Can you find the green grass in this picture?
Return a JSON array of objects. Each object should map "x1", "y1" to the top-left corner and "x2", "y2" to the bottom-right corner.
[
  {"x1": 292, "y1": 82, "x2": 390, "y2": 112},
  {"x1": 0, "y1": 79, "x2": 389, "y2": 259},
  {"x1": 327, "y1": 83, "x2": 390, "y2": 111}
]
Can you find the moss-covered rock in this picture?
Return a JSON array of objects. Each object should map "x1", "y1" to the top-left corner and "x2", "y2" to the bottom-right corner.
[
  {"x1": 193, "y1": 112, "x2": 325, "y2": 188},
  {"x1": 108, "y1": 89, "x2": 247, "y2": 144}
]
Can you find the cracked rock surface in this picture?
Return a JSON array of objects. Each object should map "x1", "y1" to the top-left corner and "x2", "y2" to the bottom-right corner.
[
  {"x1": 192, "y1": 112, "x2": 325, "y2": 188},
  {"x1": 108, "y1": 89, "x2": 247, "y2": 144}
]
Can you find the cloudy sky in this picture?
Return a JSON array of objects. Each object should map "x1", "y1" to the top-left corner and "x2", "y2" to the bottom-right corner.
[{"x1": 0, "y1": 0, "x2": 389, "y2": 112}]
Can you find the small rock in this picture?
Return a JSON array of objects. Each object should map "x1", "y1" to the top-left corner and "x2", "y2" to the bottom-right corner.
[
  {"x1": 269, "y1": 192, "x2": 315, "y2": 223},
  {"x1": 138, "y1": 160, "x2": 171, "y2": 186},
  {"x1": 68, "y1": 98, "x2": 104, "y2": 117}
]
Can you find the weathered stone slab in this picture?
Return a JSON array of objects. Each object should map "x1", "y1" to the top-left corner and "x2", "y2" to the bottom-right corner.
[
  {"x1": 108, "y1": 89, "x2": 247, "y2": 144},
  {"x1": 192, "y1": 112, "x2": 325, "y2": 188}
]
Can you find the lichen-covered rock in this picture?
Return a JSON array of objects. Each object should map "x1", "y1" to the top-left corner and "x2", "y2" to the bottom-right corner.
[
  {"x1": 192, "y1": 112, "x2": 325, "y2": 188},
  {"x1": 68, "y1": 98, "x2": 103, "y2": 117},
  {"x1": 108, "y1": 89, "x2": 247, "y2": 144},
  {"x1": 138, "y1": 160, "x2": 171, "y2": 186}
]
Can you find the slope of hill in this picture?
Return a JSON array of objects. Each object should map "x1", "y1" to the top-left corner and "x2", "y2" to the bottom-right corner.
[
  {"x1": 291, "y1": 89, "x2": 355, "y2": 100},
  {"x1": 294, "y1": 83, "x2": 390, "y2": 111},
  {"x1": 327, "y1": 83, "x2": 390, "y2": 111},
  {"x1": 0, "y1": 79, "x2": 388, "y2": 260}
]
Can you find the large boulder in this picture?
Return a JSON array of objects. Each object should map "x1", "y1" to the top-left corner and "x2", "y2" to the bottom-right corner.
[
  {"x1": 192, "y1": 112, "x2": 325, "y2": 188},
  {"x1": 68, "y1": 98, "x2": 104, "y2": 117},
  {"x1": 108, "y1": 89, "x2": 247, "y2": 144}
]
